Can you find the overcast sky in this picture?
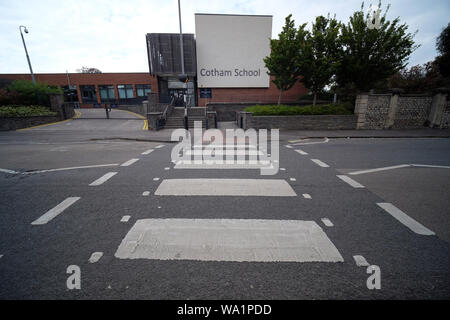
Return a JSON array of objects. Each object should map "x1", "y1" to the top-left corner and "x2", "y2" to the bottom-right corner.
[{"x1": 0, "y1": 0, "x2": 449, "y2": 74}]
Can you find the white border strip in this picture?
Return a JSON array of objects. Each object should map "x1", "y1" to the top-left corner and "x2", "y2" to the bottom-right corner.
[
  {"x1": 311, "y1": 159, "x2": 330, "y2": 168},
  {"x1": 121, "y1": 158, "x2": 139, "y2": 167},
  {"x1": 336, "y1": 175, "x2": 365, "y2": 188},
  {"x1": 89, "y1": 172, "x2": 117, "y2": 186},
  {"x1": 376, "y1": 202, "x2": 435, "y2": 236},
  {"x1": 31, "y1": 197, "x2": 80, "y2": 225}
]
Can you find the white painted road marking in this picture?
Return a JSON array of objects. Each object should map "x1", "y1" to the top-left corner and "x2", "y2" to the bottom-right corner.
[
  {"x1": 155, "y1": 179, "x2": 297, "y2": 197},
  {"x1": 285, "y1": 145, "x2": 293, "y2": 148},
  {"x1": 0, "y1": 255, "x2": 3, "y2": 259},
  {"x1": 89, "y1": 172, "x2": 118, "y2": 186},
  {"x1": 290, "y1": 178, "x2": 296, "y2": 181},
  {"x1": 141, "y1": 149, "x2": 154, "y2": 155},
  {"x1": 23, "y1": 163, "x2": 119, "y2": 174},
  {"x1": 155, "y1": 144, "x2": 165, "y2": 149},
  {"x1": 153, "y1": 177, "x2": 160, "y2": 181},
  {"x1": 89, "y1": 252, "x2": 103, "y2": 263},
  {"x1": 31, "y1": 197, "x2": 80, "y2": 225},
  {"x1": 291, "y1": 138, "x2": 329, "y2": 145},
  {"x1": 311, "y1": 159, "x2": 330, "y2": 168},
  {"x1": 411, "y1": 164, "x2": 450, "y2": 169},
  {"x1": 376, "y1": 202, "x2": 435, "y2": 236},
  {"x1": 194, "y1": 144, "x2": 257, "y2": 149},
  {"x1": 302, "y1": 193, "x2": 312, "y2": 199},
  {"x1": 121, "y1": 158, "x2": 139, "y2": 167},
  {"x1": 349, "y1": 164, "x2": 410, "y2": 175},
  {"x1": 280, "y1": 168, "x2": 286, "y2": 171},
  {"x1": 185, "y1": 149, "x2": 263, "y2": 156},
  {"x1": 164, "y1": 167, "x2": 170, "y2": 170},
  {"x1": 353, "y1": 255, "x2": 369, "y2": 267},
  {"x1": 174, "y1": 161, "x2": 273, "y2": 169},
  {"x1": 336, "y1": 175, "x2": 365, "y2": 188},
  {"x1": 115, "y1": 219, "x2": 344, "y2": 263},
  {"x1": 294, "y1": 149, "x2": 308, "y2": 155},
  {"x1": 121, "y1": 216, "x2": 131, "y2": 222},
  {"x1": 0, "y1": 168, "x2": 19, "y2": 174},
  {"x1": 142, "y1": 191, "x2": 150, "y2": 196},
  {"x1": 321, "y1": 218, "x2": 334, "y2": 227}
]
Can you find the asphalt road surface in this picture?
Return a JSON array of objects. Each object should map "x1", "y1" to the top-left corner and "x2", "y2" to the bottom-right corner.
[{"x1": 0, "y1": 111, "x2": 449, "y2": 299}]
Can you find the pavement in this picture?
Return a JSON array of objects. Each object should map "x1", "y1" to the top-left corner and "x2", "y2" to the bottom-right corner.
[{"x1": 0, "y1": 109, "x2": 449, "y2": 299}]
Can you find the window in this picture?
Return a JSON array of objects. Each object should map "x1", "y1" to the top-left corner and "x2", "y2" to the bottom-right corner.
[
  {"x1": 117, "y1": 84, "x2": 134, "y2": 99},
  {"x1": 99, "y1": 85, "x2": 115, "y2": 101},
  {"x1": 80, "y1": 85, "x2": 96, "y2": 103},
  {"x1": 62, "y1": 85, "x2": 78, "y2": 102},
  {"x1": 136, "y1": 84, "x2": 151, "y2": 97}
]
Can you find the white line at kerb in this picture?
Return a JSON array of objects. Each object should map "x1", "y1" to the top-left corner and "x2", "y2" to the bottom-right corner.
[
  {"x1": 89, "y1": 172, "x2": 117, "y2": 186},
  {"x1": 121, "y1": 158, "x2": 139, "y2": 167},
  {"x1": 31, "y1": 197, "x2": 80, "y2": 225},
  {"x1": 376, "y1": 202, "x2": 435, "y2": 236},
  {"x1": 336, "y1": 175, "x2": 365, "y2": 188},
  {"x1": 311, "y1": 159, "x2": 330, "y2": 168}
]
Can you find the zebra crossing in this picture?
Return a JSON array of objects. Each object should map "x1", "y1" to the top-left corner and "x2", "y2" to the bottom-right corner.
[{"x1": 114, "y1": 141, "x2": 344, "y2": 264}]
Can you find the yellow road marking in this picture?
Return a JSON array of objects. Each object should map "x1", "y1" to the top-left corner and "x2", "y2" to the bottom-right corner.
[{"x1": 17, "y1": 109, "x2": 82, "y2": 131}]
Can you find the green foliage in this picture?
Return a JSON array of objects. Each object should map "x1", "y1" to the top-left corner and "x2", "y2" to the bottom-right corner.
[
  {"x1": 264, "y1": 15, "x2": 307, "y2": 105},
  {"x1": 298, "y1": 15, "x2": 341, "y2": 105},
  {"x1": 0, "y1": 80, "x2": 62, "y2": 106},
  {"x1": 436, "y1": 23, "x2": 450, "y2": 77},
  {"x1": 0, "y1": 105, "x2": 57, "y2": 117},
  {"x1": 335, "y1": 2, "x2": 418, "y2": 92},
  {"x1": 244, "y1": 103, "x2": 353, "y2": 116}
]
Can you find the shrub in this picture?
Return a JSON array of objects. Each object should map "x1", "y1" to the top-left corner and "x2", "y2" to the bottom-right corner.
[
  {"x1": 0, "y1": 105, "x2": 57, "y2": 117},
  {"x1": 2, "y1": 80, "x2": 62, "y2": 107},
  {"x1": 244, "y1": 103, "x2": 353, "y2": 116}
]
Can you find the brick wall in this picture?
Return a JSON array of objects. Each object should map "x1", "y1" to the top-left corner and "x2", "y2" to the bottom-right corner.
[
  {"x1": 198, "y1": 76, "x2": 307, "y2": 106},
  {"x1": 0, "y1": 73, "x2": 158, "y2": 106}
]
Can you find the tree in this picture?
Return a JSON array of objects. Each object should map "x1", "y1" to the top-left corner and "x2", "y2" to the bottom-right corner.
[
  {"x1": 76, "y1": 66, "x2": 102, "y2": 74},
  {"x1": 388, "y1": 61, "x2": 445, "y2": 93},
  {"x1": 335, "y1": 2, "x2": 418, "y2": 92},
  {"x1": 264, "y1": 15, "x2": 307, "y2": 106},
  {"x1": 298, "y1": 15, "x2": 341, "y2": 106},
  {"x1": 436, "y1": 23, "x2": 450, "y2": 78}
]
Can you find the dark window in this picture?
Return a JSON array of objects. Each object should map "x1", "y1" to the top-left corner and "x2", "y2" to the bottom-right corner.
[
  {"x1": 62, "y1": 85, "x2": 78, "y2": 102},
  {"x1": 99, "y1": 85, "x2": 115, "y2": 101},
  {"x1": 80, "y1": 85, "x2": 96, "y2": 103},
  {"x1": 117, "y1": 84, "x2": 134, "y2": 99},
  {"x1": 136, "y1": 84, "x2": 151, "y2": 97}
]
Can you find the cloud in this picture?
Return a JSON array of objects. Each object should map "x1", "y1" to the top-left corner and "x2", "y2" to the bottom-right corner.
[{"x1": 0, "y1": 0, "x2": 448, "y2": 73}]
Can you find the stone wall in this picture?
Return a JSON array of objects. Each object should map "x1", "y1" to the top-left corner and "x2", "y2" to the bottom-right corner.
[
  {"x1": 0, "y1": 115, "x2": 61, "y2": 131},
  {"x1": 393, "y1": 96, "x2": 432, "y2": 129},
  {"x1": 441, "y1": 100, "x2": 450, "y2": 128},
  {"x1": 241, "y1": 113, "x2": 357, "y2": 130}
]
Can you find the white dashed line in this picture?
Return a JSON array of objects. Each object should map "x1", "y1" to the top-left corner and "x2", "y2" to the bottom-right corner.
[
  {"x1": 164, "y1": 167, "x2": 170, "y2": 170},
  {"x1": 411, "y1": 164, "x2": 450, "y2": 169},
  {"x1": 290, "y1": 178, "x2": 296, "y2": 181},
  {"x1": 31, "y1": 197, "x2": 80, "y2": 225},
  {"x1": 321, "y1": 218, "x2": 334, "y2": 227},
  {"x1": 294, "y1": 149, "x2": 308, "y2": 155},
  {"x1": 155, "y1": 144, "x2": 165, "y2": 149},
  {"x1": 376, "y1": 202, "x2": 435, "y2": 236},
  {"x1": 336, "y1": 175, "x2": 365, "y2": 188},
  {"x1": 121, "y1": 216, "x2": 131, "y2": 222},
  {"x1": 349, "y1": 164, "x2": 410, "y2": 175},
  {"x1": 0, "y1": 255, "x2": 3, "y2": 259},
  {"x1": 24, "y1": 163, "x2": 119, "y2": 174},
  {"x1": 280, "y1": 168, "x2": 286, "y2": 171},
  {"x1": 142, "y1": 191, "x2": 150, "y2": 196},
  {"x1": 88, "y1": 252, "x2": 103, "y2": 263},
  {"x1": 311, "y1": 159, "x2": 329, "y2": 168},
  {"x1": 285, "y1": 145, "x2": 293, "y2": 148},
  {"x1": 141, "y1": 149, "x2": 154, "y2": 155},
  {"x1": 353, "y1": 255, "x2": 369, "y2": 267},
  {"x1": 153, "y1": 177, "x2": 160, "y2": 181},
  {"x1": 0, "y1": 168, "x2": 19, "y2": 174},
  {"x1": 121, "y1": 158, "x2": 139, "y2": 167},
  {"x1": 89, "y1": 172, "x2": 117, "y2": 186},
  {"x1": 302, "y1": 193, "x2": 312, "y2": 199}
]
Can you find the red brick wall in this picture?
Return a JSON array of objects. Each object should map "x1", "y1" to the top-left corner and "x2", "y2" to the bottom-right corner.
[
  {"x1": 197, "y1": 76, "x2": 308, "y2": 106},
  {"x1": 0, "y1": 73, "x2": 158, "y2": 105}
]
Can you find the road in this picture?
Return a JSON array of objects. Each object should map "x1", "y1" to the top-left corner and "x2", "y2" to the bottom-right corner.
[{"x1": 0, "y1": 109, "x2": 449, "y2": 299}]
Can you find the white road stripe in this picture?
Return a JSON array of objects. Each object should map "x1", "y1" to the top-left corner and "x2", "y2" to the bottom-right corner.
[
  {"x1": 31, "y1": 197, "x2": 80, "y2": 225},
  {"x1": 24, "y1": 163, "x2": 119, "y2": 174},
  {"x1": 164, "y1": 167, "x2": 170, "y2": 170},
  {"x1": 285, "y1": 145, "x2": 293, "y2": 148},
  {"x1": 302, "y1": 193, "x2": 312, "y2": 199},
  {"x1": 185, "y1": 149, "x2": 263, "y2": 156},
  {"x1": 155, "y1": 179, "x2": 297, "y2": 197},
  {"x1": 0, "y1": 168, "x2": 19, "y2": 174},
  {"x1": 89, "y1": 172, "x2": 117, "y2": 186},
  {"x1": 280, "y1": 168, "x2": 286, "y2": 171},
  {"x1": 336, "y1": 175, "x2": 365, "y2": 188},
  {"x1": 349, "y1": 164, "x2": 411, "y2": 175},
  {"x1": 142, "y1": 191, "x2": 150, "y2": 196},
  {"x1": 174, "y1": 161, "x2": 273, "y2": 169},
  {"x1": 115, "y1": 219, "x2": 344, "y2": 262},
  {"x1": 411, "y1": 164, "x2": 450, "y2": 169},
  {"x1": 121, "y1": 215, "x2": 131, "y2": 222},
  {"x1": 295, "y1": 149, "x2": 308, "y2": 155},
  {"x1": 0, "y1": 255, "x2": 3, "y2": 259},
  {"x1": 321, "y1": 218, "x2": 334, "y2": 227},
  {"x1": 121, "y1": 158, "x2": 139, "y2": 167},
  {"x1": 376, "y1": 202, "x2": 435, "y2": 236},
  {"x1": 353, "y1": 255, "x2": 369, "y2": 267},
  {"x1": 311, "y1": 159, "x2": 330, "y2": 168},
  {"x1": 153, "y1": 177, "x2": 160, "y2": 181},
  {"x1": 155, "y1": 144, "x2": 165, "y2": 149},
  {"x1": 290, "y1": 178, "x2": 296, "y2": 181},
  {"x1": 88, "y1": 252, "x2": 103, "y2": 263},
  {"x1": 291, "y1": 138, "x2": 329, "y2": 145},
  {"x1": 195, "y1": 144, "x2": 257, "y2": 149},
  {"x1": 141, "y1": 149, "x2": 154, "y2": 155}
]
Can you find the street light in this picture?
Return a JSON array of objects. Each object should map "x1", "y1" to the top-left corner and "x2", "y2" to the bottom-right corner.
[{"x1": 19, "y1": 25, "x2": 36, "y2": 85}]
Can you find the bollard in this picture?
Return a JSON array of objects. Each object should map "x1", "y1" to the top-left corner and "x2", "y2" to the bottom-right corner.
[{"x1": 105, "y1": 104, "x2": 110, "y2": 119}]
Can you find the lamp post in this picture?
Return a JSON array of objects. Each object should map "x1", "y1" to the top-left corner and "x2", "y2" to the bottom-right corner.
[
  {"x1": 19, "y1": 25, "x2": 36, "y2": 85},
  {"x1": 177, "y1": 0, "x2": 188, "y2": 130}
]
